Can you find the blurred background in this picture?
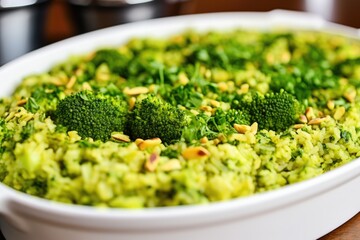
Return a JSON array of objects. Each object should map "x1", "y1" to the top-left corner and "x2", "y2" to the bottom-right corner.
[{"x1": 1, "y1": 0, "x2": 360, "y2": 65}]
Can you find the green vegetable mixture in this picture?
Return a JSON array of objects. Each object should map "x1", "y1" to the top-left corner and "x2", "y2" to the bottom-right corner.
[{"x1": 1, "y1": 29, "x2": 360, "y2": 208}]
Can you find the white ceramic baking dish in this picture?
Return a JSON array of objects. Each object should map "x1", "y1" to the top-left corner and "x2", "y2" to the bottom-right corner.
[{"x1": 0, "y1": 10, "x2": 360, "y2": 240}]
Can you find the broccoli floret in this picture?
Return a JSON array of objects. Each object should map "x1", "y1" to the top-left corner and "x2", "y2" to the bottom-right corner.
[
  {"x1": 182, "y1": 108, "x2": 250, "y2": 143},
  {"x1": 209, "y1": 108, "x2": 250, "y2": 134},
  {"x1": 181, "y1": 108, "x2": 251, "y2": 143},
  {"x1": 164, "y1": 84, "x2": 203, "y2": 108},
  {"x1": 91, "y1": 49, "x2": 129, "y2": 76},
  {"x1": 23, "y1": 84, "x2": 64, "y2": 113},
  {"x1": 181, "y1": 112, "x2": 218, "y2": 143},
  {"x1": 127, "y1": 94, "x2": 186, "y2": 144},
  {"x1": 267, "y1": 61, "x2": 338, "y2": 101},
  {"x1": 54, "y1": 91, "x2": 128, "y2": 142},
  {"x1": 235, "y1": 90, "x2": 303, "y2": 132}
]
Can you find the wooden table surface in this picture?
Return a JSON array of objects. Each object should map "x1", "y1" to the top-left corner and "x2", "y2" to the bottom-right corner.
[{"x1": 321, "y1": 213, "x2": 360, "y2": 239}]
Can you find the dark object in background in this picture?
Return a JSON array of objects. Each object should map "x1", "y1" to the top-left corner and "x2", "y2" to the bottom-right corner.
[
  {"x1": 67, "y1": 0, "x2": 189, "y2": 34},
  {"x1": 0, "y1": 0, "x2": 50, "y2": 65}
]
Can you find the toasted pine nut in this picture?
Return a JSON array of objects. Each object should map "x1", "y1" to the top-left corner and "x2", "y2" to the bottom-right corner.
[
  {"x1": 250, "y1": 122, "x2": 258, "y2": 135},
  {"x1": 327, "y1": 100, "x2": 335, "y2": 110},
  {"x1": 200, "y1": 106, "x2": 212, "y2": 112},
  {"x1": 308, "y1": 117, "x2": 327, "y2": 125},
  {"x1": 129, "y1": 97, "x2": 136, "y2": 110},
  {"x1": 64, "y1": 89, "x2": 75, "y2": 95},
  {"x1": 229, "y1": 133, "x2": 247, "y2": 142},
  {"x1": 200, "y1": 66, "x2": 207, "y2": 75},
  {"x1": 17, "y1": 99, "x2": 27, "y2": 106},
  {"x1": 344, "y1": 89, "x2": 356, "y2": 103},
  {"x1": 82, "y1": 82, "x2": 92, "y2": 91},
  {"x1": 293, "y1": 124, "x2": 305, "y2": 129},
  {"x1": 178, "y1": 72, "x2": 189, "y2": 85},
  {"x1": 190, "y1": 109, "x2": 199, "y2": 115},
  {"x1": 66, "y1": 76, "x2": 77, "y2": 89},
  {"x1": 200, "y1": 137, "x2": 208, "y2": 144},
  {"x1": 281, "y1": 52, "x2": 291, "y2": 63},
  {"x1": 86, "y1": 52, "x2": 95, "y2": 61},
  {"x1": 111, "y1": 132, "x2": 131, "y2": 142},
  {"x1": 299, "y1": 115, "x2": 308, "y2": 124},
  {"x1": 51, "y1": 78, "x2": 65, "y2": 86},
  {"x1": 138, "y1": 138, "x2": 162, "y2": 150},
  {"x1": 204, "y1": 111, "x2": 212, "y2": 117},
  {"x1": 333, "y1": 106, "x2": 346, "y2": 120},
  {"x1": 123, "y1": 87, "x2": 149, "y2": 96},
  {"x1": 210, "y1": 100, "x2": 220, "y2": 108},
  {"x1": 213, "y1": 69, "x2": 229, "y2": 82},
  {"x1": 182, "y1": 146, "x2": 210, "y2": 160},
  {"x1": 75, "y1": 68, "x2": 84, "y2": 76},
  {"x1": 135, "y1": 138, "x2": 144, "y2": 145},
  {"x1": 212, "y1": 139, "x2": 221, "y2": 145},
  {"x1": 148, "y1": 84, "x2": 156, "y2": 92},
  {"x1": 234, "y1": 124, "x2": 251, "y2": 134},
  {"x1": 145, "y1": 153, "x2": 160, "y2": 172},
  {"x1": 161, "y1": 159, "x2": 182, "y2": 171},
  {"x1": 217, "y1": 82, "x2": 228, "y2": 92},
  {"x1": 305, "y1": 107, "x2": 315, "y2": 121},
  {"x1": 240, "y1": 83, "x2": 249, "y2": 94}
]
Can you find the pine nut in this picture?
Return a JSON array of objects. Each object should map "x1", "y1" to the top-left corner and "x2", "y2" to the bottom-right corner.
[
  {"x1": 305, "y1": 107, "x2": 315, "y2": 121},
  {"x1": 111, "y1": 133, "x2": 131, "y2": 142},
  {"x1": 234, "y1": 124, "x2": 251, "y2": 134},
  {"x1": 123, "y1": 87, "x2": 149, "y2": 96},
  {"x1": 161, "y1": 159, "x2": 181, "y2": 171},
  {"x1": 344, "y1": 89, "x2": 356, "y2": 103},
  {"x1": 333, "y1": 106, "x2": 346, "y2": 120},
  {"x1": 250, "y1": 122, "x2": 258, "y2": 135},
  {"x1": 17, "y1": 99, "x2": 27, "y2": 106},
  {"x1": 182, "y1": 146, "x2": 210, "y2": 160},
  {"x1": 145, "y1": 153, "x2": 160, "y2": 172},
  {"x1": 138, "y1": 138, "x2": 162, "y2": 150},
  {"x1": 308, "y1": 117, "x2": 327, "y2": 125},
  {"x1": 327, "y1": 100, "x2": 335, "y2": 110},
  {"x1": 66, "y1": 76, "x2": 77, "y2": 89},
  {"x1": 299, "y1": 115, "x2": 308, "y2": 124},
  {"x1": 293, "y1": 124, "x2": 305, "y2": 129}
]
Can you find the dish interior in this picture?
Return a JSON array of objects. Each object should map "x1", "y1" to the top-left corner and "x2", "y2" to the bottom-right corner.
[{"x1": 1, "y1": 12, "x2": 360, "y2": 210}]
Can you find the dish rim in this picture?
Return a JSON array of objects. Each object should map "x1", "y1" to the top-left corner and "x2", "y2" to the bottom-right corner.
[{"x1": 0, "y1": 10, "x2": 360, "y2": 222}]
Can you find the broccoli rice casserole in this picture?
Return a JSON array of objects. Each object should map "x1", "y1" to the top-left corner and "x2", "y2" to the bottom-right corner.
[{"x1": 1, "y1": 29, "x2": 360, "y2": 208}]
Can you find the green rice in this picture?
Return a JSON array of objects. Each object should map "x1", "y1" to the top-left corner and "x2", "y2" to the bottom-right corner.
[{"x1": 1, "y1": 29, "x2": 360, "y2": 208}]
